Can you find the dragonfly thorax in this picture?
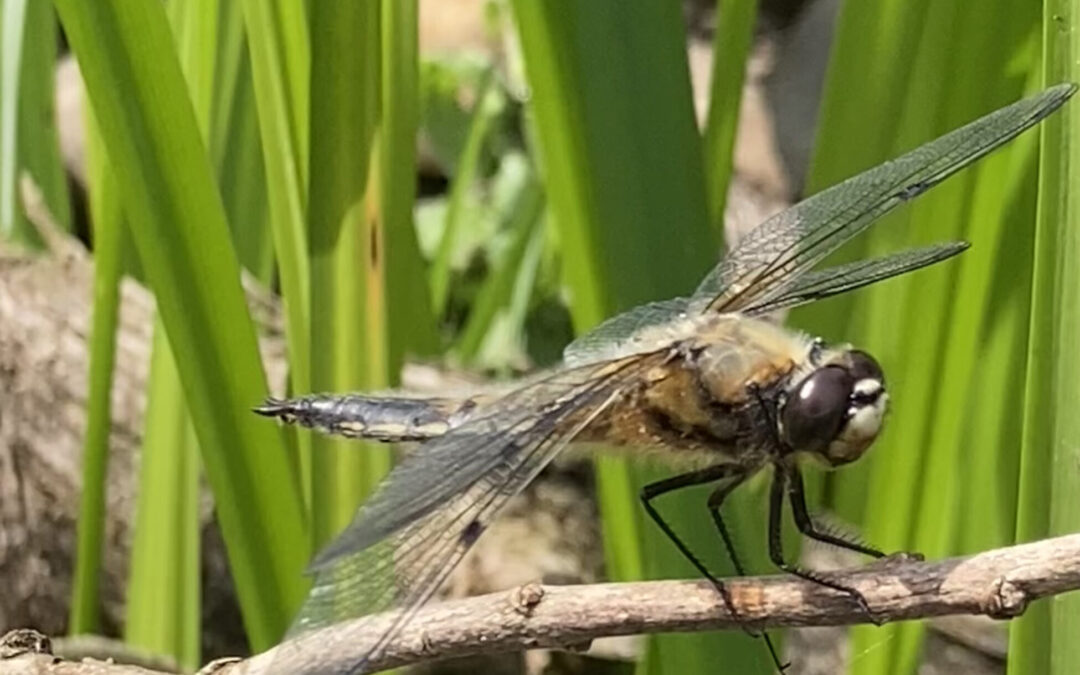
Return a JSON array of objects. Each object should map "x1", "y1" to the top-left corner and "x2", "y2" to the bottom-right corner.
[{"x1": 778, "y1": 349, "x2": 887, "y2": 467}]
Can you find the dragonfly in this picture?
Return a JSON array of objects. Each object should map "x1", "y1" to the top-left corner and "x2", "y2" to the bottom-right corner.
[{"x1": 256, "y1": 83, "x2": 1076, "y2": 674}]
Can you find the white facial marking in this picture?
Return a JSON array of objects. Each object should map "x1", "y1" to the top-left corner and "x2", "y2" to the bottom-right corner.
[
  {"x1": 845, "y1": 396, "x2": 886, "y2": 440},
  {"x1": 828, "y1": 392, "x2": 889, "y2": 464},
  {"x1": 853, "y1": 378, "x2": 883, "y2": 397}
]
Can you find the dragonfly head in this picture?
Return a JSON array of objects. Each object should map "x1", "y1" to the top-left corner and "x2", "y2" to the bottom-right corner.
[{"x1": 778, "y1": 349, "x2": 888, "y2": 467}]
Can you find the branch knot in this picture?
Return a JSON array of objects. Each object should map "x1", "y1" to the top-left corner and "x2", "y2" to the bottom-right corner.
[
  {"x1": 512, "y1": 582, "x2": 545, "y2": 616},
  {"x1": 985, "y1": 575, "x2": 1029, "y2": 619}
]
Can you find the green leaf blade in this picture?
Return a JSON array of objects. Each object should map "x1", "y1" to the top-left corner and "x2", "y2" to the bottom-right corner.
[
  {"x1": 1010, "y1": 5, "x2": 1080, "y2": 674},
  {"x1": 53, "y1": 0, "x2": 307, "y2": 647}
]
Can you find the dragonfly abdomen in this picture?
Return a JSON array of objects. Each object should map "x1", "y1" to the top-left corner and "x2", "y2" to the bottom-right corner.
[{"x1": 254, "y1": 394, "x2": 480, "y2": 442}]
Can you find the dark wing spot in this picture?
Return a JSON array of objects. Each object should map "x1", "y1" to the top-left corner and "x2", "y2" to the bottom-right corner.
[
  {"x1": 500, "y1": 439, "x2": 522, "y2": 461},
  {"x1": 896, "y1": 181, "x2": 931, "y2": 201},
  {"x1": 461, "y1": 520, "x2": 486, "y2": 546}
]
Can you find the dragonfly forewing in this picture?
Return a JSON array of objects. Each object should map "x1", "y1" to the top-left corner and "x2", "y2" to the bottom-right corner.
[
  {"x1": 692, "y1": 83, "x2": 1076, "y2": 314},
  {"x1": 562, "y1": 297, "x2": 693, "y2": 367}
]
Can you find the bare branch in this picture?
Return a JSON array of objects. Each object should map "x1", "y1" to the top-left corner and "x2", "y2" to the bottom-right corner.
[{"x1": 4, "y1": 534, "x2": 1079, "y2": 675}]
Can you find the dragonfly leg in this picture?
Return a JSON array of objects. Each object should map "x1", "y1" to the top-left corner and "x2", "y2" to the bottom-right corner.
[
  {"x1": 767, "y1": 466, "x2": 881, "y2": 625},
  {"x1": 785, "y1": 467, "x2": 887, "y2": 559},
  {"x1": 705, "y1": 479, "x2": 748, "y2": 575},
  {"x1": 640, "y1": 467, "x2": 789, "y2": 673},
  {"x1": 706, "y1": 478, "x2": 789, "y2": 672},
  {"x1": 639, "y1": 465, "x2": 741, "y2": 584}
]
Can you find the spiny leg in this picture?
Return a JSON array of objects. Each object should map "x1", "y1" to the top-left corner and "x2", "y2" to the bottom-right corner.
[
  {"x1": 785, "y1": 467, "x2": 887, "y2": 559},
  {"x1": 767, "y1": 466, "x2": 878, "y2": 623},
  {"x1": 641, "y1": 466, "x2": 788, "y2": 673}
]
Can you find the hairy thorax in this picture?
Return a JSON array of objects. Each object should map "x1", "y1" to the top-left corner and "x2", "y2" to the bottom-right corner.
[{"x1": 577, "y1": 315, "x2": 813, "y2": 470}]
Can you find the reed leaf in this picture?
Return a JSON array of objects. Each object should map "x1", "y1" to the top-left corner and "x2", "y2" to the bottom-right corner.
[
  {"x1": 69, "y1": 110, "x2": 125, "y2": 635},
  {"x1": 53, "y1": 0, "x2": 308, "y2": 647},
  {"x1": 1009, "y1": 5, "x2": 1080, "y2": 674}
]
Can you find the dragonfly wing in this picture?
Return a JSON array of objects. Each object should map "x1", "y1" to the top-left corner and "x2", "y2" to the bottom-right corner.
[
  {"x1": 691, "y1": 84, "x2": 1075, "y2": 315},
  {"x1": 272, "y1": 354, "x2": 657, "y2": 674},
  {"x1": 741, "y1": 241, "x2": 969, "y2": 316},
  {"x1": 562, "y1": 297, "x2": 692, "y2": 366}
]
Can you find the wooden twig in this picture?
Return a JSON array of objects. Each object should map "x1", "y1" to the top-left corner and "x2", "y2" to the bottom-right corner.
[{"x1": 5, "y1": 533, "x2": 1079, "y2": 675}]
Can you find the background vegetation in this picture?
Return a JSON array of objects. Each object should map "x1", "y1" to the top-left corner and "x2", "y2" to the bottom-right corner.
[{"x1": 1, "y1": 0, "x2": 1078, "y2": 674}]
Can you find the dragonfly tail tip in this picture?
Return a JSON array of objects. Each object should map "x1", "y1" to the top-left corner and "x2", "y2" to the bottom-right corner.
[{"x1": 253, "y1": 398, "x2": 290, "y2": 417}]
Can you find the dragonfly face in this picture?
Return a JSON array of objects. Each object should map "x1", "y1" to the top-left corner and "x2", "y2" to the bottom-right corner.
[
  {"x1": 256, "y1": 84, "x2": 1076, "y2": 675},
  {"x1": 779, "y1": 348, "x2": 887, "y2": 467}
]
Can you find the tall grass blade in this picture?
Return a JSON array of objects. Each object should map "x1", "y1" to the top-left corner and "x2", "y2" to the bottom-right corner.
[
  {"x1": 5, "y1": 0, "x2": 69, "y2": 244},
  {"x1": 881, "y1": 7, "x2": 1040, "y2": 674},
  {"x1": 1043, "y1": 19, "x2": 1080, "y2": 673},
  {"x1": 703, "y1": 0, "x2": 758, "y2": 237},
  {"x1": 241, "y1": 0, "x2": 312, "y2": 404},
  {"x1": 307, "y1": 0, "x2": 389, "y2": 546},
  {"x1": 124, "y1": 324, "x2": 201, "y2": 669},
  {"x1": 953, "y1": 68, "x2": 1041, "y2": 560},
  {"x1": 211, "y1": 2, "x2": 272, "y2": 282},
  {"x1": 363, "y1": 0, "x2": 440, "y2": 514},
  {"x1": 53, "y1": 0, "x2": 308, "y2": 647},
  {"x1": 122, "y1": 1, "x2": 220, "y2": 663},
  {"x1": 0, "y1": 0, "x2": 28, "y2": 241},
  {"x1": 68, "y1": 110, "x2": 126, "y2": 636},
  {"x1": 379, "y1": 0, "x2": 438, "y2": 367},
  {"x1": 1009, "y1": 6, "x2": 1080, "y2": 674}
]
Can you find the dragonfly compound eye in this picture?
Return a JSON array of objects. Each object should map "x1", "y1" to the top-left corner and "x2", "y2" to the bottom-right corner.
[
  {"x1": 847, "y1": 349, "x2": 884, "y2": 385},
  {"x1": 780, "y1": 365, "x2": 853, "y2": 455}
]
